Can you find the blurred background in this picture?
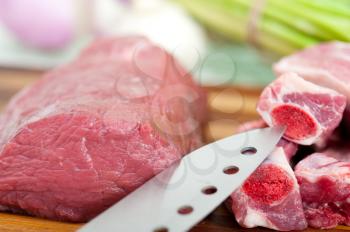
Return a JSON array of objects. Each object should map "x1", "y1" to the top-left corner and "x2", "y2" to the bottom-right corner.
[{"x1": 0, "y1": 0, "x2": 349, "y2": 87}]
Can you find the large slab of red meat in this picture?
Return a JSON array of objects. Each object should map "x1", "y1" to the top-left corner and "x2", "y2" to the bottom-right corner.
[
  {"x1": 229, "y1": 120, "x2": 307, "y2": 231},
  {"x1": 257, "y1": 72, "x2": 346, "y2": 145},
  {"x1": 0, "y1": 37, "x2": 206, "y2": 222},
  {"x1": 295, "y1": 146, "x2": 350, "y2": 229}
]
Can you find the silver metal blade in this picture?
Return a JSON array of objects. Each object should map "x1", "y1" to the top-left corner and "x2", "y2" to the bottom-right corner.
[{"x1": 79, "y1": 127, "x2": 284, "y2": 232}]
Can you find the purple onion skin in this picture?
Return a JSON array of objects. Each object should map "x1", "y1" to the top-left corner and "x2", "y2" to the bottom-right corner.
[
  {"x1": 117, "y1": 0, "x2": 131, "y2": 6},
  {"x1": 0, "y1": 0, "x2": 75, "y2": 50}
]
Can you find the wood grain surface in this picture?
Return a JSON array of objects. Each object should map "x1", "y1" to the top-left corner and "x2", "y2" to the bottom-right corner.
[{"x1": 0, "y1": 69, "x2": 347, "y2": 232}]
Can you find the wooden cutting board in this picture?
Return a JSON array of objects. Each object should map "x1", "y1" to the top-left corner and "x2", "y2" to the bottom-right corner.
[{"x1": 0, "y1": 69, "x2": 347, "y2": 232}]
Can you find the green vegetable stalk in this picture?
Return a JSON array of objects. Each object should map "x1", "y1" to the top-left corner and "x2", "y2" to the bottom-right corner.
[{"x1": 175, "y1": 0, "x2": 350, "y2": 55}]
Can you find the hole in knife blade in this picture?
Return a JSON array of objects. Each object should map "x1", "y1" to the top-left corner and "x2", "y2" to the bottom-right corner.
[
  {"x1": 153, "y1": 227, "x2": 168, "y2": 232},
  {"x1": 241, "y1": 147, "x2": 257, "y2": 155},
  {"x1": 202, "y1": 186, "x2": 217, "y2": 195},
  {"x1": 177, "y1": 205, "x2": 193, "y2": 215},
  {"x1": 223, "y1": 166, "x2": 239, "y2": 175}
]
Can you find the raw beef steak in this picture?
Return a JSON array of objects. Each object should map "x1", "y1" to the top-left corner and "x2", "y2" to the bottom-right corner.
[
  {"x1": 257, "y1": 72, "x2": 346, "y2": 145},
  {"x1": 0, "y1": 37, "x2": 206, "y2": 222},
  {"x1": 229, "y1": 120, "x2": 307, "y2": 231},
  {"x1": 295, "y1": 146, "x2": 350, "y2": 229}
]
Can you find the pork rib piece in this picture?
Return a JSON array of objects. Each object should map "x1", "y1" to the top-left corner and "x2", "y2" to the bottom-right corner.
[
  {"x1": 257, "y1": 72, "x2": 346, "y2": 145},
  {"x1": 274, "y1": 41, "x2": 350, "y2": 100},
  {"x1": 295, "y1": 146, "x2": 350, "y2": 229},
  {"x1": 0, "y1": 37, "x2": 206, "y2": 222},
  {"x1": 229, "y1": 120, "x2": 307, "y2": 231}
]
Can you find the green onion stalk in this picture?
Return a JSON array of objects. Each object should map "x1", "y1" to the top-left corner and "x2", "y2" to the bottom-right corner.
[{"x1": 175, "y1": 0, "x2": 350, "y2": 55}]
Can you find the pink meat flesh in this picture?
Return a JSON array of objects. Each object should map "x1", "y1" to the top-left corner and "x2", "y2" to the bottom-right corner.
[
  {"x1": 295, "y1": 146, "x2": 350, "y2": 229},
  {"x1": 274, "y1": 41, "x2": 350, "y2": 133},
  {"x1": 257, "y1": 72, "x2": 346, "y2": 145},
  {"x1": 274, "y1": 41, "x2": 350, "y2": 100},
  {"x1": 273, "y1": 41, "x2": 350, "y2": 229},
  {"x1": 230, "y1": 120, "x2": 307, "y2": 231},
  {"x1": 0, "y1": 37, "x2": 206, "y2": 222}
]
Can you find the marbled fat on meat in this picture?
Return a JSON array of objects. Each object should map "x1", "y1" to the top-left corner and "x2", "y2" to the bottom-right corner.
[
  {"x1": 230, "y1": 120, "x2": 307, "y2": 231},
  {"x1": 272, "y1": 41, "x2": 350, "y2": 229},
  {"x1": 295, "y1": 146, "x2": 350, "y2": 229},
  {"x1": 257, "y1": 72, "x2": 346, "y2": 145},
  {"x1": 0, "y1": 37, "x2": 206, "y2": 222},
  {"x1": 274, "y1": 42, "x2": 350, "y2": 100},
  {"x1": 274, "y1": 42, "x2": 350, "y2": 135}
]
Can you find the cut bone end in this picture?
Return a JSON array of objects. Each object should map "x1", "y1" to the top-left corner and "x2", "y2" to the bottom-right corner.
[
  {"x1": 271, "y1": 104, "x2": 318, "y2": 143},
  {"x1": 242, "y1": 164, "x2": 294, "y2": 204}
]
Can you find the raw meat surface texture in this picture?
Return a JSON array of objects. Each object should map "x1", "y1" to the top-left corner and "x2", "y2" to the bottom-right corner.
[
  {"x1": 295, "y1": 146, "x2": 350, "y2": 229},
  {"x1": 230, "y1": 120, "x2": 307, "y2": 231},
  {"x1": 235, "y1": 119, "x2": 267, "y2": 133},
  {"x1": 0, "y1": 36, "x2": 206, "y2": 222},
  {"x1": 274, "y1": 41, "x2": 350, "y2": 100},
  {"x1": 274, "y1": 41, "x2": 350, "y2": 141},
  {"x1": 257, "y1": 72, "x2": 346, "y2": 145}
]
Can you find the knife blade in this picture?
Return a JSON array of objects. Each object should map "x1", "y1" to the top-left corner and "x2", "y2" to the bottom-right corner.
[{"x1": 79, "y1": 126, "x2": 284, "y2": 232}]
